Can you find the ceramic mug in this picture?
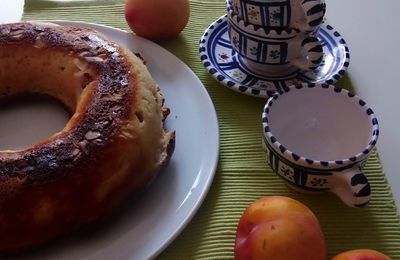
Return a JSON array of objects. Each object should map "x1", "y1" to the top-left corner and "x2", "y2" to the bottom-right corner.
[
  {"x1": 262, "y1": 83, "x2": 379, "y2": 207},
  {"x1": 228, "y1": 0, "x2": 326, "y2": 33},
  {"x1": 228, "y1": 10, "x2": 323, "y2": 76}
]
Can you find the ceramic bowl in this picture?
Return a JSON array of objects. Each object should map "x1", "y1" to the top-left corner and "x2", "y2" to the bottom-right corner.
[
  {"x1": 227, "y1": 0, "x2": 326, "y2": 33},
  {"x1": 262, "y1": 83, "x2": 379, "y2": 207},
  {"x1": 227, "y1": 10, "x2": 323, "y2": 76}
]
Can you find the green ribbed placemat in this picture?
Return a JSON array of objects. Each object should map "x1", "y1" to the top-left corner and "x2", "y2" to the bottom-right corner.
[{"x1": 23, "y1": 1, "x2": 400, "y2": 259}]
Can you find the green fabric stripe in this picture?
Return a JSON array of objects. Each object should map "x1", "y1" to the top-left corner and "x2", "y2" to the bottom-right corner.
[{"x1": 23, "y1": 1, "x2": 400, "y2": 259}]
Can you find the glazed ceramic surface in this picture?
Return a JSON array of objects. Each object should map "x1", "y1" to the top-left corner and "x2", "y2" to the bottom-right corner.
[
  {"x1": 229, "y1": 0, "x2": 325, "y2": 32},
  {"x1": 227, "y1": 10, "x2": 323, "y2": 75},
  {"x1": 262, "y1": 83, "x2": 379, "y2": 207},
  {"x1": 199, "y1": 15, "x2": 350, "y2": 98}
]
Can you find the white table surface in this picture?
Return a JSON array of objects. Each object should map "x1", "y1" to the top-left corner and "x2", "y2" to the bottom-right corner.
[
  {"x1": 0, "y1": 0, "x2": 399, "y2": 211},
  {"x1": 0, "y1": 0, "x2": 24, "y2": 23},
  {"x1": 325, "y1": 0, "x2": 400, "y2": 211}
]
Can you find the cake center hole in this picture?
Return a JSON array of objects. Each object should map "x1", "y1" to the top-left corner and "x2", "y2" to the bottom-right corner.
[{"x1": 0, "y1": 94, "x2": 70, "y2": 151}]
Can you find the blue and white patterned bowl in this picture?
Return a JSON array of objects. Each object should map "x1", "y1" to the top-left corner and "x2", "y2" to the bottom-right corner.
[
  {"x1": 227, "y1": 10, "x2": 324, "y2": 76},
  {"x1": 262, "y1": 83, "x2": 379, "y2": 207},
  {"x1": 199, "y1": 15, "x2": 350, "y2": 98},
  {"x1": 228, "y1": 0, "x2": 326, "y2": 33}
]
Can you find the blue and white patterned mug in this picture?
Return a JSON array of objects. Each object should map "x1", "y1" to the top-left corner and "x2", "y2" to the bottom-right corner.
[
  {"x1": 228, "y1": 10, "x2": 323, "y2": 76},
  {"x1": 228, "y1": 0, "x2": 326, "y2": 33},
  {"x1": 262, "y1": 84, "x2": 379, "y2": 207}
]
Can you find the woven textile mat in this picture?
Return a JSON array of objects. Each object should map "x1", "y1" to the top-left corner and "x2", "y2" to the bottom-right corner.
[{"x1": 23, "y1": 1, "x2": 400, "y2": 259}]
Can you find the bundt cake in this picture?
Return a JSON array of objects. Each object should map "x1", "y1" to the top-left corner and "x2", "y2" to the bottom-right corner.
[{"x1": 0, "y1": 22, "x2": 175, "y2": 251}]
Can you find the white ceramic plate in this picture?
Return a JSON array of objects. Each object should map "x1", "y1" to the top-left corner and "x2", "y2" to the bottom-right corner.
[
  {"x1": 0, "y1": 0, "x2": 24, "y2": 23},
  {"x1": 21, "y1": 21, "x2": 219, "y2": 260}
]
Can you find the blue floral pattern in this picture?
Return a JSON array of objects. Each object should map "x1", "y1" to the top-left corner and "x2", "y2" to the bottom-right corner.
[
  {"x1": 279, "y1": 163, "x2": 295, "y2": 182},
  {"x1": 270, "y1": 10, "x2": 282, "y2": 24},
  {"x1": 270, "y1": 50, "x2": 281, "y2": 59},
  {"x1": 310, "y1": 177, "x2": 329, "y2": 187}
]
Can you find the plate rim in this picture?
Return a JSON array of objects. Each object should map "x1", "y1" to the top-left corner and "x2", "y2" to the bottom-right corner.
[
  {"x1": 199, "y1": 14, "x2": 350, "y2": 98},
  {"x1": 29, "y1": 20, "x2": 220, "y2": 260}
]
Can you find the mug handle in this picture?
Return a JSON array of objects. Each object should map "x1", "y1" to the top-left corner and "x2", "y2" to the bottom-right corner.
[
  {"x1": 299, "y1": 0, "x2": 326, "y2": 33},
  {"x1": 330, "y1": 166, "x2": 371, "y2": 207},
  {"x1": 291, "y1": 36, "x2": 324, "y2": 71}
]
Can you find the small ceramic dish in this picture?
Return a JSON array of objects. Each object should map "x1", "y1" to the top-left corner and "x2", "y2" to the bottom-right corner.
[
  {"x1": 227, "y1": 9, "x2": 324, "y2": 76},
  {"x1": 199, "y1": 15, "x2": 350, "y2": 98},
  {"x1": 227, "y1": 0, "x2": 325, "y2": 33},
  {"x1": 262, "y1": 83, "x2": 379, "y2": 207}
]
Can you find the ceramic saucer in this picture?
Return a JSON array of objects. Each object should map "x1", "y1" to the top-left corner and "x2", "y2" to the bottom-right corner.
[{"x1": 199, "y1": 15, "x2": 350, "y2": 98}]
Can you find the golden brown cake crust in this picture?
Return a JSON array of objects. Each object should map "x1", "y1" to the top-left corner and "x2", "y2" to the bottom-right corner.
[
  {"x1": 0, "y1": 22, "x2": 134, "y2": 183},
  {"x1": 0, "y1": 22, "x2": 175, "y2": 251}
]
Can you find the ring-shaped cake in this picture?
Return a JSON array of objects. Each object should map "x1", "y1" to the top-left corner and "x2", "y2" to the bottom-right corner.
[{"x1": 0, "y1": 22, "x2": 175, "y2": 251}]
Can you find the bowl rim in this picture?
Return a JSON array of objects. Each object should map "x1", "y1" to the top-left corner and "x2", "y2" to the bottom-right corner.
[{"x1": 262, "y1": 83, "x2": 379, "y2": 170}]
